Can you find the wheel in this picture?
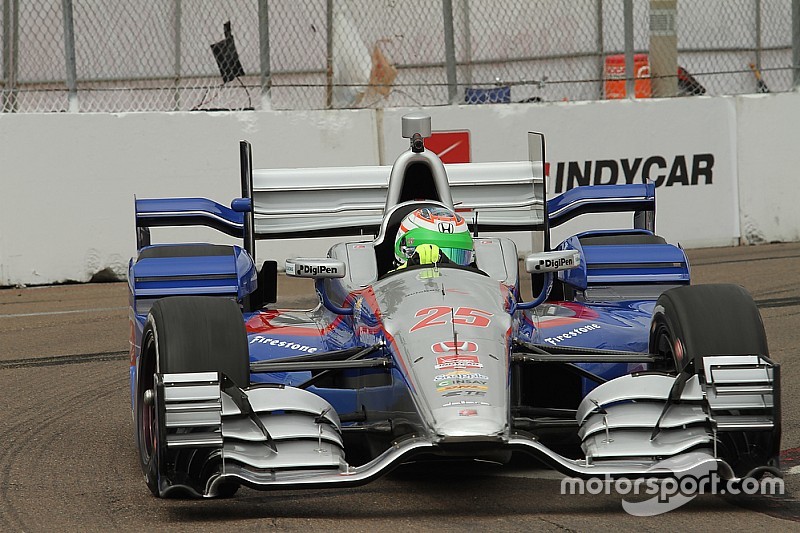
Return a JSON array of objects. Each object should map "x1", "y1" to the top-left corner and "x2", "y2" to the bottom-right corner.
[
  {"x1": 135, "y1": 296, "x2": 250, "y2": 497},
  {"x1": 649, "y1": 284, "x2": 768, "y2": 374},
  {"x1": 648, "y1": 284, "x2": 775, "y2": 475}
]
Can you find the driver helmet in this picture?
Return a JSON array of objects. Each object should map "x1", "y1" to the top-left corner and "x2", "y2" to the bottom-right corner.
[{"x1": 394, "y1": 206, "x2": 474, "y2": 266}]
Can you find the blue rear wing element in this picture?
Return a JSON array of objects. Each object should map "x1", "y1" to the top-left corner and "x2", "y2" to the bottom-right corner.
[
  {"x1": 135, "y1": 197, "x2": 245, "y2": 248},
  {"x1": 547, "y1": 183, "x2": 656, "y2": 231},
  {"x1": 559, "y1": 230, "x2": 690, "y2": 291},
  {"x1": 130, "y1": 243, "x2": 256, "y2": 305}
]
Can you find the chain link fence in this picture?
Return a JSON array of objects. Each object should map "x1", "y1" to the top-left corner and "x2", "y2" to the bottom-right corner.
[{"x1": 2, "y1": 0, "x2": 798, "y2": 113}]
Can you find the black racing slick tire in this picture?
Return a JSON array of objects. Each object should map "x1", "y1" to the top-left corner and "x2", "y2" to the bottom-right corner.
[
  {"x1": 136, "y1": 296, "x2": 250, "y2": 497},
  {"x1": 648, "y1": 284, "x2": 768, "y2": 373},
  {"x1": 648, "y1": 284, "x2": 775, "y2": 476}
]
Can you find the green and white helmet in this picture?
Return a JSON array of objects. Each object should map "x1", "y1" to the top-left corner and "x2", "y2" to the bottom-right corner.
[{"x1": 394, "y1": 206, "x2": 474, "y2": 266}]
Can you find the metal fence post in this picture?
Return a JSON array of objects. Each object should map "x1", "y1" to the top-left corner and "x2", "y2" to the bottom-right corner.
[
  {"x1": 2, "y1": 0, "x2": 10, "y2": 112},
  {"x1": 258, "y1": 0, "x2": 271, "y2": 110},
  {"x1": 793, "y1": 0, "x2": 800, "y2": 88},
  {"x1": 325, "y1": 0, "x2": 333, "y2": 109},
  {"x1": 649, "y1": 0, "x2": 678, "y2": 98},
  {"x1": 2, "y1": 0, "x2": 18, "y2": 112},
  {"x1": 62, "y1": 0, "x2": 78, "y2": 112},
  {"x1": 623, "y1": 0, "x2": 634, "y2": 99},
  {"x1": 596, "y1": 0, "x2": 604, "y2": 99},
  {"x1": 443, "y1": 0, "x2": 458, "y2": 104},
  {"x1": 755, "y1": 0, "x2": 762, "y2": 72},
  {"x1": 173, "y1": 0, "x2": 181, "y2": 111},
  {"x1": 462, "y1": 0, "x2": 472, "y2": 87}
]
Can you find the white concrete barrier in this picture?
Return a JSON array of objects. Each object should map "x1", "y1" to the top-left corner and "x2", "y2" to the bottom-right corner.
[
  {"x1": 0, "y1": 94, "x2": 797, "y2": 286},
  {"x1": 0, "y1": 110, "x2": 378, "y2": 285},
  {"x1": 736, "y1": 92, "x2": 800, "y2": 244}
]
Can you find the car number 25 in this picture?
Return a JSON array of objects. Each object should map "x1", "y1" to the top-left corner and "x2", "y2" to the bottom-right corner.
[{"x1": 410, "y1": 306, "x2": 493, "y2": 332}]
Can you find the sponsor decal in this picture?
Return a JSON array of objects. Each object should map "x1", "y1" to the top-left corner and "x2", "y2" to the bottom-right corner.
[
  {"x1": 249, "y1": 335, "x2": 319, "y2": 353},
  {"x1": 437, "y1": 384, "x2": 489, "y2": 392},
  {"x1": 431, "y1": 340, "x2": 479, "y2": 354},
  {"x1": 543, "y1": 323, "x2": 601, "y2": 345},
  {"x1": 357, "y1": 329, "x2": 383, "y2": 347},
  {"x1": 411, "y1": 306, "x2": 493, "y2": 332},
  {"x1": 551, "y1": 153, "x2": 714, "y2": 193},
  {"x1": 459, "y1": 409, "x2": 478, "y2": 416},
  {"x1": 435, "y1": 355, "x2": 483, "y2": 370},
  {"x1": 442, "y1": 390, "x2": 487, "y2": 397},
  {"x1": 436, "y1": 379, "x2": 488, "y2": 388},
  {"x1": 434, "y1": 371, "x2": 489, "y2": 381},
  {"x1": 443, "y1": 400, "x2": 491, "y2": 407},
  {"x1": 427, "y1": 130, "x2": 471, "y2": 164},
  {"x1": 298, "y1": 263, "x2": 339, "y2": 276},
  {"x1": 246, "y1": 310, "x2": 324, "y2": 336},
  {"x1": 535, "y1": 256, "x2": 574, "y2": 270}
]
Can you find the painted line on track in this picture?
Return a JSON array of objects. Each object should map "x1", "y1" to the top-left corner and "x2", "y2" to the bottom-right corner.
[{"x1": 0, "y1": 306, "x2": 127, "y2": 319}]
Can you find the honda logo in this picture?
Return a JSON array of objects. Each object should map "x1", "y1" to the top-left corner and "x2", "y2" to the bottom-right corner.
[
  {"x1": 438, "y1": 222, "x2": 454, "y2": 233},
  {"x1": 432, "y1": 341, "x2": 478, "y2": 353}
]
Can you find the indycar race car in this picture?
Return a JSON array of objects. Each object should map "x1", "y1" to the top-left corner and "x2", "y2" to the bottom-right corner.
[{"x1": 129, "y1": 113, "x2": 780, "y2": 498}]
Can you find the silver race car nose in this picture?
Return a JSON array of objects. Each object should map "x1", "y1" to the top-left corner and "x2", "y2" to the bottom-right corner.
[{"x1": 432, "y1": 406, "x2": 507, "y2": 441}]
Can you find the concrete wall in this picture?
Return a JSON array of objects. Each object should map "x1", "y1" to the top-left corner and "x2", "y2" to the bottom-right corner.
[
  {"x1": 1, "y1": 93, "x2": 798, "y2": 286},
  {"x1": 736, "y1": 92, "x2": 800, "y2": 244},
  {"x1": 0, "y1": 110, "x2": 378, "y2": 285}
]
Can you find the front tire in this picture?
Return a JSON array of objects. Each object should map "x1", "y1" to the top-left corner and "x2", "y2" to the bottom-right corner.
[
  {"x1": 135, "y1": 296, "x2": 250, "y2": 497},
  {"x1": 648, "y1": 284, "x2": 776, "y2": 475},
  {"x1": 649, "y1": 284, "x2": 768, "y2": 374}
]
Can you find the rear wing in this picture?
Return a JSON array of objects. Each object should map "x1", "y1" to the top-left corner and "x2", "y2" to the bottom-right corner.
[
  {"x1": 251, "y1": 160, "x2": 545, "y2": 238},
  {"x1": 137, "y1": 134, "x2": 547, "y2": 249},
  {"x1": 135, "y1": 130, "x2": 656, "y2": 260},
  {"x1": 547, "y1": 182, "x2": 656, "y2": 231}
]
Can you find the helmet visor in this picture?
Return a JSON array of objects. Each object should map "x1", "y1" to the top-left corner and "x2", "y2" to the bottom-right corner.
[{"x1": 440, "y1": 247, "x2": 473, "y2": 266}]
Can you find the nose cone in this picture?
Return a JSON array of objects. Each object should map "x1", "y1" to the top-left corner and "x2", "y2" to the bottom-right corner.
[{"x1": 432, "y1": 406, "x2": 507, "y2": 441}]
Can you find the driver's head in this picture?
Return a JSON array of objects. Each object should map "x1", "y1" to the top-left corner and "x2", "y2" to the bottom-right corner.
[{"x1": 394, "y1": 207, "x2": 474, "y2": 266}]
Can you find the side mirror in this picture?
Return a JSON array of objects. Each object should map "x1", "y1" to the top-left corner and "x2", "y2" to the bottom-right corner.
[
  {"x1": 285, "y1": 258, "x2": 346, "y2": 279},
  {"x1": 524, "y1": 249, "x2": 581, "y2": 273}
]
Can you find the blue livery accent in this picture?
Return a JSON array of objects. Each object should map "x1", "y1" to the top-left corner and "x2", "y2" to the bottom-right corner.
[
  {"x1": 136, "y1": 197, "x2": 244, "y2": 238},
  {"x1": 130, "y1": 243, "x2": 256, "y2": 302},
  {"x1": 547, "y1": 183, "x2": 655, "y2": 228},
  {"x1": 230, "y1": 197, "x2": 252, "y2": 213},
  {"x1": 558, "y1": 230, "x2": 689, "y2": 291}
]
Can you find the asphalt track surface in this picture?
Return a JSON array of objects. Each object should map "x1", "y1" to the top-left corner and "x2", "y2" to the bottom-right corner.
[{"x1": 2, "y1": 243, "x2": 800, "y2": 531}]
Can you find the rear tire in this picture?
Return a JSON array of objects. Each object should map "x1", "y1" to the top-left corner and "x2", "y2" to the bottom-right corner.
[{"x1": 136, "y1": 296, "x2": 250, "y2": 497}]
